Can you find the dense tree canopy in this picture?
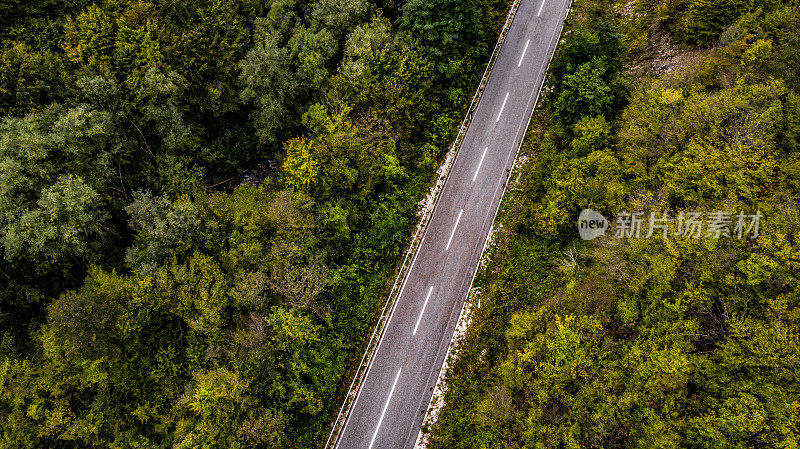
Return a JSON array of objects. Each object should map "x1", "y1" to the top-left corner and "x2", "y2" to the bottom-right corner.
[{"x1": 0, "y1": 0, "x2": 511, "y2": 446}]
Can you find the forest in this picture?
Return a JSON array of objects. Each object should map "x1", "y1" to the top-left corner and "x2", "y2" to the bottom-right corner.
[
  {"x1": 0, "y1": 0, "x2": 511, "y2": 447},
  {"x1": 427, "y1": 0, "x2": 800, "y2": 447}
]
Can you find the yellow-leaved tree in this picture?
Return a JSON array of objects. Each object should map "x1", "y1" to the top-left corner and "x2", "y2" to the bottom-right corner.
[{"x1": 282, "y1": 137, "x2": 320, "y2": 192}]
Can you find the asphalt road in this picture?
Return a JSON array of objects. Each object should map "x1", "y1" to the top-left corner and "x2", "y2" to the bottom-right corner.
[{"x1": 335, "y1": 0, "x2": 571, "y2": 447}]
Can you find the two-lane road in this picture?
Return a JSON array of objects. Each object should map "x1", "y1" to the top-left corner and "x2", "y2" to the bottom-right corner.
[{"x1": 335, "y1": 0, "x2": 571, "y2": 447}]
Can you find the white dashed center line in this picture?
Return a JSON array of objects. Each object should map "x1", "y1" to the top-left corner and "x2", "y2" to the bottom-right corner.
[
  {"x1": 445, "y1": 209, "x2": 463, "y2": 251},
  {"x1": 496, "y1": 92, "x2": 509, "y2": 122},
  {"x1": 518, "y1": 39, "x2": 530, "y2": 67},
  {"x1": 473, "y1": 147, "x2": 488, "y2": 182},
  {"x1": 369, "y1": 368, "x2": 402, "y2": 449},
  {"x1": 413, "y1": 286, "x2": 434, "y2": 336}
]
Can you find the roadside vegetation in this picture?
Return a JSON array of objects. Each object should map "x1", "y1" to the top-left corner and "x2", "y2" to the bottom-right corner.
[
  {"x1": 0, "y1": 0, "x2": 512, "y2": 447},
  {"x1": 428, "y1": 0, "x2": 800, "y2": 447}
]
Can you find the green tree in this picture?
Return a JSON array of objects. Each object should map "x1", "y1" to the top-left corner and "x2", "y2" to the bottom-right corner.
[
  {"x1": 124, "y1": 190, "x2": 202, "y2": 273},
  {"x1": 336, "y1": 16, "x2": 392, "y2": 101},
  {"x1": 3, "y1": 175, "x2": 107, "y2": 268},
  {"x1": 63, "y1": 4, "x2": 116, "y2": 68},
  {"x1": 0, "y1": 41, "x2": 66, "y2": 117},
  {"x1": 239, "y1": 36, "x2": 297, "y2": 144},
  {"x1": 553, "y1": 57, "x2": 614, "y2": 127},
  {"x1": 0, "y1": 106, "x2": 117, "y2": 273},
  {"x1": 43, "y1": 268, "x2": 127, "y2": 361},
  {"x1": 174, "y1": 368, "x2": 261, "y2": 449},
  {"x1": 400, "y1": 0, "x2": 480, "y2": 59},
  {"x1": 570, "y1": 115, "x2": 612, "y2": 157},
  {"x1": 311, "y1": 0, "x2": 371, "y2": 40},
  {"x1": 679, "y1": 0, "x2": 748, "y2": 45}
]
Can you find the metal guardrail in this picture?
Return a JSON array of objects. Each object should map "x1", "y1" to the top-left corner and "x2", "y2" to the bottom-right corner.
[{"x1": 323, "y1": 1, "x2": 524, "y2": 447}]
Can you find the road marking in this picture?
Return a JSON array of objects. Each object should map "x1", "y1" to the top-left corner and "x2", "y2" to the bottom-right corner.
[
  {"x1": 369, "y1": 368, "x2": 402, "y2": 449},
  {"x1": 517, "y1": 39, "x2": 530, "y2": 67},
  {"x1": 413, "y1": 286, "x2": 434, "y2": 336},
  {"x1": 496, "y1": 92, "x2": 509, "y2": 122},
  {"x1": 445, "y1": 209, "x2": 463, "y2": 251},
  {"x1": 538, "y1": 0, "x2": 546, "y2": 16},
  {"x1": 473, "y1": 147, "x2": 488, "y2": 182}
]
